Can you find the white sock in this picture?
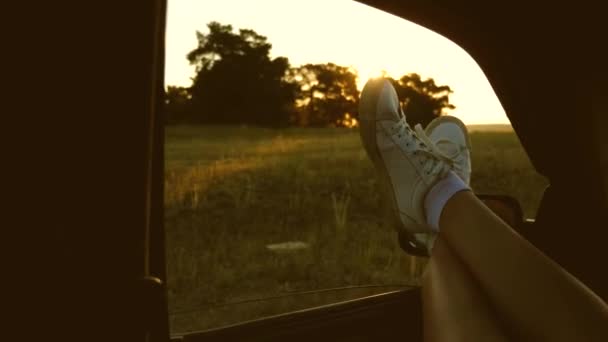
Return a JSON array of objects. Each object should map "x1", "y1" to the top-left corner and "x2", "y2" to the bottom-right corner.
[{"x1": 425, "y1": 171, "x2": 470, "y2": 232}]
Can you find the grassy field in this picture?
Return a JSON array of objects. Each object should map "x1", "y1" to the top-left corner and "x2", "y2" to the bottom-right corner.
[{"x1": 164, "y1": 125, "x2": 548, "y2": 333}]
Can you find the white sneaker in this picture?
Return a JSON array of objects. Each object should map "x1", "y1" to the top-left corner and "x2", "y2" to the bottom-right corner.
[
  {"x1": 425, "y1": 116, "x2": 472, "y2": 185},
  {"x1": 411, "y1": 115, "x2": 472, "y2": 254},
  {"x1": 359, "y1": 78, "x2": 453, "y2": 237}
]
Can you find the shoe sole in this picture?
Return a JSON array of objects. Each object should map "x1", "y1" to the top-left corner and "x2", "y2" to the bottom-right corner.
[{"x1": 359, "y1": 79, "x2": 430, "y2": 256}]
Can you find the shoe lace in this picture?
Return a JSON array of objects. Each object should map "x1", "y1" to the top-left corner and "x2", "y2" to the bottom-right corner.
[
  {"x1": 427, "y1": 136, "x2": 469, "y2": 176},
  {"x1": 389, "y1": 117, "x2": 453, "y2": 176}
]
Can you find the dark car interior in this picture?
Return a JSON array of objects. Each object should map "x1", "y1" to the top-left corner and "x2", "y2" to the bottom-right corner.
[{"x1": 14, "y1": 1, "x2": 606, "y2": 341}]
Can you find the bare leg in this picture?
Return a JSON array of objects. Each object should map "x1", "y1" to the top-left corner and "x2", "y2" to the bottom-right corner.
[
  {"x1": 438, "y1": 191, "x2": 608, "y2": 341},
  {"x1": 423, "y1": 236, "x2": 509, "y2": 342}
]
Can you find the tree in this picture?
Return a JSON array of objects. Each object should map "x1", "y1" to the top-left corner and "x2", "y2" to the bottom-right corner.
[
  {"x1": 186, "y1": 22, "x2": 297, "y2": 126},
  {"x1": 289, "y1": 63, "x2": 359, "y2": 127},
  {"x1": 389, "y1": 73, "x2": 455, "y2": 128},
  {"x1": 164, "y1": 86, "x2": 192, "y2": 124}
]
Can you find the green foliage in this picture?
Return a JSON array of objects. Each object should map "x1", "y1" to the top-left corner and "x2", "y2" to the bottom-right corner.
[
  {"x1": 389, "y1": 73, "x2": 455, "y2": 128},
  {"x1": 288, "y1": 63, "x2": 359, "y2": 127},
  {"x1": 164, "y1": 86, "x2": 192, "y2": 124},
  {"x1": 184, "y1": 22, "x2": 297, "y2": 126},
  {"x1": 164, "y1": 22, "x2": 454, "y2": 128}
]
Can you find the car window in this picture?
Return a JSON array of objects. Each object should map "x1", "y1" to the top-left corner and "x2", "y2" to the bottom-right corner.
[{"x1": 164, "y1": 0, "x2": 548, "y2": 334}]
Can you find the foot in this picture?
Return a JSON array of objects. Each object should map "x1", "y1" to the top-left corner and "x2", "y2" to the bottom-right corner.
[
  {"x1": 411, "y1": 115, "x2": 472, "y2": 253},
  {"x1": 424, "y1": 115, "x2": 472, "y2": 185},
  {"x1": 358, "y1": 78, "x2": 453, "y2": 237}
]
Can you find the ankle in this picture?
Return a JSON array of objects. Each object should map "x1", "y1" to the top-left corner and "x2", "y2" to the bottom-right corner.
[{"x1": 424, "y1": 171, "x2": 470, "y2": 231}]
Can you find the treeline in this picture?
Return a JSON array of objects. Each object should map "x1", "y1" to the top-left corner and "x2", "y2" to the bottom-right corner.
[{"x1": 165, "y1": 22, "x2": 455, "y2": 128}]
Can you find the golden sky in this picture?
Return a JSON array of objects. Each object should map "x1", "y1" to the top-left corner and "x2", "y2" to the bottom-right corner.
[{"x1": 165, "y1": 0, "x2": 510, "y2": 125}]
